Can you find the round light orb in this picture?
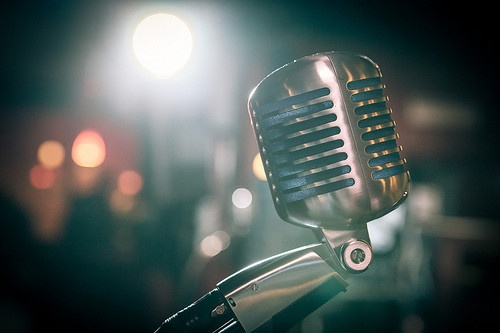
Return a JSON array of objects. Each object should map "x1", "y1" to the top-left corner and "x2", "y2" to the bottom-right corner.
[
  {"x1": 132, "y1": 12, "x2": 193, "y2": 79},
  {"x1": 232, "y1": 188, "x2": 253, "y2": 209},
  {"x1": 71, "y1": 129, "x2": 106, "y2": 168},
  {"x1": 38, "y1": 140, "x2": 65, "y2": 169}
]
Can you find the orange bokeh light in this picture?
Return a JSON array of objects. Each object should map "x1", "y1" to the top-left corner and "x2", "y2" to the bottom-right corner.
[
  {"x1": 72, "y1": 129, "x2": 106, "y2": 168},
  {"x1": 117, "y1": 170, "x2": 143, "y2": 195},
  {"x1": 37, "y1": 140, "x2": 65, "y2": 169},
  {"x1": 30, "y1": 164, "x2": 56, "y2": 189}
]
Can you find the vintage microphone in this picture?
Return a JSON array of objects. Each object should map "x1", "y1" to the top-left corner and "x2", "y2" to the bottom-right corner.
[{"x1": 154, "y1": 51, "x2": 411, "y2": 332}]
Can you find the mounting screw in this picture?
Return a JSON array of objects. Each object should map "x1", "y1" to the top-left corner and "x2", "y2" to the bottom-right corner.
[
  {"x1": 211, "y1": 304, "x2": 227, "y2": 317},
  {"x1": 342, "y1": 240, "x2": 373, "y2": 272}
]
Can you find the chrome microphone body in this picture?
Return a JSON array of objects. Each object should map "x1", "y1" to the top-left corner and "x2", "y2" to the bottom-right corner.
[
  {"x1": 154, "y1": 51, "x2": 410, "y2": 332},
  {"x1": 248, "y1": 51, "x2": 410, "y2": 274},
  {"x1": 248, "y1": 51, "x2": 410, "y2": 230}
]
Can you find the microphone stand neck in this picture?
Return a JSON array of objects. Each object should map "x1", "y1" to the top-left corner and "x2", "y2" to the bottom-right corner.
[
  {"x1": 154, "y1": 226, "x2": 374, "y2": 332},
  {"x1": 216, "y1": 242, "x2": 349, "y2": 332}
]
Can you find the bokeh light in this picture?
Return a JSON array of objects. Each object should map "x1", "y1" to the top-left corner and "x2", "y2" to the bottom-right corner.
[
  {"x1": 37, "y1": 140, "x2": 65, "y2": 169},
  {"x1": 71, "y1": 129, "x2": 106, "y2": 168},
  {"x1": 132, "y1": 12, "x2": 193, "y2": 79},
  {"x1": 199, "y1": 230, "x2": 230, "y2": 257},
  {"x1": 30, "y1": 164, "x2": 56, "y2": 189},
  {"x1": 117, "y1": 169, "x2": 143, "y2": 195},
  {"x1": 232, "y1": 187, "x2": 252, "y2": 209},
  {"x1": 252, "y1": 153, "x2": 266, "y2": 181}
]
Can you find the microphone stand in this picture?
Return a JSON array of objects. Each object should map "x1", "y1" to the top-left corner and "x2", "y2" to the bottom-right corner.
[{"x1": 154, "y1": 224, "x2": 373, "y2": 332}]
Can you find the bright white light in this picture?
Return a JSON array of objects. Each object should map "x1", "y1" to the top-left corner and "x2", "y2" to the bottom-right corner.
[
  {"x1": 132, "y1": 12, "x2": 193, "y2": 79},
  {"x1": 232, "y1": 188, "x2": 252, "y2": 209},
  {"x1": 199, "y1": 231, "x2": 230, "y2": 257}
]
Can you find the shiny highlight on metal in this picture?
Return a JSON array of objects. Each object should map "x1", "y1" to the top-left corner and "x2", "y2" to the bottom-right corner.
[
  {"x1": 248, "y1": 51, "x2": 411, "y2": 230},
  {"x1": 217, "y1": 243, "x2": 348, "y2": 332}
]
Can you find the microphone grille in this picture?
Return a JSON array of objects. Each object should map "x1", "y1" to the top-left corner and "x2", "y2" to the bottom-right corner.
[
  {"x1": 348, "y1": 77, "x2": 407, "y2": 181},
  {"x1": 251, "y1": 87, "x2": 354, "y2": 205},
  {"x1": 248, "y1": 52, "x2": 410, "y2": 228}
]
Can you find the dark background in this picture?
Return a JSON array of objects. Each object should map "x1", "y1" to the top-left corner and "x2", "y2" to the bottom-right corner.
[{"x1": 1, "y1": 1, "x2": 499, "y2": 332}]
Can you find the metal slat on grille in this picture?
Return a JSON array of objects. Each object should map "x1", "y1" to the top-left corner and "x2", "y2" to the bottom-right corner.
[
  {"x1": 253, "y1": 88, "x2": 354, "y2": 204},
  {"x1": 349, "y1": 77, "x2": 407, "y2": 180}
]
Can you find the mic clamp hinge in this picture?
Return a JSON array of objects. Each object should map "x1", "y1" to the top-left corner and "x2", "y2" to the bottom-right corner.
[{"x1": 317, "y1": 226, "x2": 373, "y2": 274}]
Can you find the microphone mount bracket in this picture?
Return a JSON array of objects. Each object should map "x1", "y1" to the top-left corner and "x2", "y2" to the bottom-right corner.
[{"x1": 317, "y1": 224, "x2": 373, "y2": 274}]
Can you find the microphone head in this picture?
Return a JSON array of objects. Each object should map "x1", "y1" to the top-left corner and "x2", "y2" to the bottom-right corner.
[{"x1": 248, "y1": 51, "x2": 411, "y2": 230}]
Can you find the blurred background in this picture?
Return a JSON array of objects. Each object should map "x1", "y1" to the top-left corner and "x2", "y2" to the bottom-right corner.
[{"x1": 1, "y1": 1, "x2": 498, "y2": 332}]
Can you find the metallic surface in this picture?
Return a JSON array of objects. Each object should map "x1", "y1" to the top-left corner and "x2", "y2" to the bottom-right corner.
[
  {"x1": 217, "y1": 243, "x2": 348, "y2": 332},
  {"x1": 248, "y1": 51, "x2": 411, "y2": 230},
  {"x1": 342, "y1": 240, "x2": 373, "y2": 272}
]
